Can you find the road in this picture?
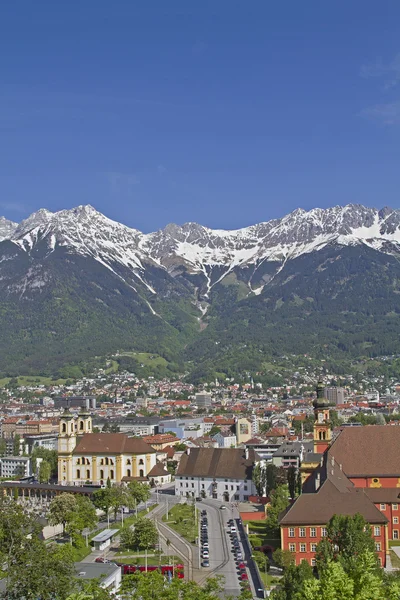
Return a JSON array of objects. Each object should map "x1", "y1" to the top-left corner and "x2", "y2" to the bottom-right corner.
[{"x1": 198, "y1": 500, "x2": 242, "y2": 597}]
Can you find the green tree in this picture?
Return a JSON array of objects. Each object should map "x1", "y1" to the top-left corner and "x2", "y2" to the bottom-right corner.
[
  {"x1": 272, "y1": 548, "x2": 295, "y2": 570},
  {"x1": 12, "y1": 434, "x2": 21, "y2": 456},
  {"x1": 131, "y1": 517, "x2": 158, "y2": 550},
  {"x1": 69, "y1": 495, "x2": 98, "y2": 537},
  {"x1": 315, "y1": 513, "x2": 377, "y2": 577},
  {"x1": 38, "y1": 460, "x2": 51, "y2": 483},
  {"x1": 271, "y1": 560, "x2": 314, "y2": 600},
  {"x1": 6, "y1": 539, "x2": 75, "y2": 600},
  {"x1": 120, "y1": 525, "x2": 136, "y2": 550},
  {"x1": 266, "y1": 463, "x2": 278, "y2": 495},
  {"x1": 265, "y1": 485, "x2": 290, "y2": 536},
  {"x1": 287, "y1": 466, "x2": 297, "y2": 499},
  {"x1": 0, "y1": 437, "x2": 7, "y2": 457},
  {"x1": 48, "y1": 493, "x2": 77, "y2": 533},
  {"x1": 31, "y1": 447, "x2": 58, "y2": 479},
  {"x1": 93, "y1": 487, "x2": 113, "y2": 523},
  {"x1": 209, "y1": 426, "x2": 221, "y2": 437},
  {"x1": 252, "y1": 463, "x2": 266, "y2": 496},
  {"x1": 127, "y1": 481, "x2": 151, "y2": 507}
]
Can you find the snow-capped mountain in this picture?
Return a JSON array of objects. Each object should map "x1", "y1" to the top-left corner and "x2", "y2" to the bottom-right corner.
[
  {"x1": 1, "y1": 203, "x2": 400, "y2": 374},
  {"x1": 0, "y1": 216, "x2": 18, "y2": 241},
  {"x1": 3, "y1": 203, "x2": 400, "y2": 297}
]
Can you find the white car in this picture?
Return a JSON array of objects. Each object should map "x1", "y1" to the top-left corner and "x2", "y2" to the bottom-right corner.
[
  {"x1": 230, "y1": 526, "x2": 237, "y2": 534},
  {"x1": 202, "y1": 542, "x2": 209, "y2": 549},
  {"x1": 202, "y1": 550, "x2": 209, "y2": 558}
]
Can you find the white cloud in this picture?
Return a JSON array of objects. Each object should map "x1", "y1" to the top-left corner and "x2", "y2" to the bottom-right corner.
[
  {"x1": 361, "y1": 53, "x2": 400, "y2": 90},
  {"x1": 360, "y1": 101, "x2": 400, "y2": 125}
]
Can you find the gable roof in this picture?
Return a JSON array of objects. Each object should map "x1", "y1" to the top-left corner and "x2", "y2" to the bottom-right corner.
[
  {"x1": 281, "y1": 453, "x2": 387, "y2": 526},
  {"x1": 328, "y1": 426, "x2": 400, "y2": 477},
  {"x1": 73, "y1": 433, "x2": 156, "y2": 455},
  {"x1": 176, "y1": 448, "x2": 258, "y2": 480}
]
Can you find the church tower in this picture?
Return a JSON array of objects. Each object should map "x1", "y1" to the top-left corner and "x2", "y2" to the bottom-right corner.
[
  {"x1": 77, "y1": 409, "x2": 92, "y2": 435},
  {"x1": 313, "y1": 381, "x2": 332, "y2": 454},
  {"x1": 58, "y1": 409, "x2": 77, "y2": 484}
]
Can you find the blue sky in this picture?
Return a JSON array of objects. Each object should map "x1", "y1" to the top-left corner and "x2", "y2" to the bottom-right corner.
[{"x1": 1, "y1": 2, "x2": 400, "y2": 232}]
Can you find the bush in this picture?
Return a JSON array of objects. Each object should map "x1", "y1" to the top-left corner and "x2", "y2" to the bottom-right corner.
[{"x1": 249, "y1": 536, "x2": 263, "y2": 548}]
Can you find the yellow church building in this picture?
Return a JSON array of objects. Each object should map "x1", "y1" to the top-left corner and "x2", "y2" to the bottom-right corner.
[{"x1": 57, "y1": 409, "x2": 157, "y2": 485}]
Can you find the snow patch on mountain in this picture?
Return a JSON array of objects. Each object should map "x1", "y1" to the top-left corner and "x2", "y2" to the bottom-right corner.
[{"x1": 2, "y1": 203, "x2": 400, "y2": 298}]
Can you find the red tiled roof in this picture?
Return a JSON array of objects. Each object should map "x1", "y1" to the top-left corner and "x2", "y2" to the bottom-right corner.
[{"x1": 73, "y1": 433, "x2": 156, "y2": 455}]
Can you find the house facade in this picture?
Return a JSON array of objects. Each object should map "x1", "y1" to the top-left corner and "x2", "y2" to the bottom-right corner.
[
  {"x1": 57, "y1": 410, "x2": 157, "y2": 485},
  {"x1": 280, "y1": 383, "x2": 400, "y2": 568},
  {"x1": 175, "y1": 447, "x2": 259, "y2": 502}
]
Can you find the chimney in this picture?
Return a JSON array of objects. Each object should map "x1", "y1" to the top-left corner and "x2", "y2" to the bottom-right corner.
[
  {"x1": 339, "y1": 464, "x2": 342, "y2": 471},
  {"x1": 186, "y1": 448, "x2": 190, "y2": 456},
  {"x1": 245, "y1": 448, "x2": 249, "y2": 460},
  {"x1": 315, "y1": 472, "x2": 321, "y2": 491}
]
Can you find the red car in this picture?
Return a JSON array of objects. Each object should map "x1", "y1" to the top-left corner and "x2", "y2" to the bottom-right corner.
[
  {"x1": 240, "y1": 572, "x2": 248, "y2": 581},
  {"x1": 95, "y1": 557, "x2": 111, "y2": 563},
  {"x1": 238, "y1": 562, "x2": 246, "y2": 570}
]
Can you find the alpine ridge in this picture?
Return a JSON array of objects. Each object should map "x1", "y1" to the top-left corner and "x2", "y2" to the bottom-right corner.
[{"x1": 1, "y1": 203, "x2": 400, "y2": 376}]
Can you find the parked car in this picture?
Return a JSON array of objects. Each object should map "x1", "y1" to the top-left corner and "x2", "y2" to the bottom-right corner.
[
  {"x1": 238, "y1": 562, "x2": 246, "y2": 570},
  {"x1": 220, "y1": 505, "x2": 226, "y2": 510},
  {"x1": 240, "y1": 572, "x2": 248, "y2": 581},
  {"x1": 230, "y1": 526, "x2": 237, "y2": 534},
  {"x1": 202, "y1": 542, "x2": 209, "y2": 549},
  {"x1": 202, "y1": 550, "x2": 209, "y2": 558},
  {"x1": 95, "y1": 557, "x2": 111, "y2": 563},
  {"x1": 236, "y1": 551, "x2": 243, "y2": 560},
  {"x1": 202, "y1": 559, "x2": 210, "y2": 568}
]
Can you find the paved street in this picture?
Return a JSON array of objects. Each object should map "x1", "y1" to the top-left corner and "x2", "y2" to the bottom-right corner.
[{"x1": 198, "y1": 500, "x2": 242, "y2": 597}]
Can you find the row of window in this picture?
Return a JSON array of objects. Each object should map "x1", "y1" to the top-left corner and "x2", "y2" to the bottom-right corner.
[
  {"x1": 380, "y1": 503, "x2": 398, "y2": 511},
  {"x1": 75, "y1": 468, "x2": 145, "y2": 479},
  {"x1": 75, "y1": 458, "x2": 145, "y2": 466},
  {"x1": 178, "y1": 477, "x2": 247, "y2": 483},
  {"x1": 288, "y1": 526, "x2": 382, "y2": 538},
  {"x1": 288, "y1": 527, "x2": 326, "y2": 538},
  {"x1": 288, "y1": 542, "x2": 383, "y2": 553}
]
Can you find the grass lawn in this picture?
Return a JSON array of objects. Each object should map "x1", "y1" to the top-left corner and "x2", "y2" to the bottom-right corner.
[
  {"x1": 0, "y1": 375, "x2": 67, "y2": 387},
  {"x1": 116, "y1": 351, "x2": 168, "y2": 368},
  {"x1": 162, "y1": 503, "x2": 198, "y2": 544},
  {"x1": 114, "y1": 504, "x2": 157, "y2": 532},
  {"x1": 390, "y1": 549, "x2": 400, "y2": 569},
  {"x1": 259, "y1": 571, "x2": 281, "y2": 590}
]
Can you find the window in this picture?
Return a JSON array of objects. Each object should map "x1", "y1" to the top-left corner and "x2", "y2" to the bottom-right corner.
[
  {"x1": 244, "y1": 486, "x2": 248, "y2": 491},
  {"x1": 100, "y1": 459, "x2": 104, "y2": 465},
  {"x1": 76, "y1": 469, "x2": 81, "y2": 479},
  {"x1": 289, "y1": 544, "x2": 295, "y2": 552},
  {"x1": 110, "y1": 469, "x2": 114, "y2": 479},
  {"x1": 231, "y1": 485, "x2": 233, "y2": 490},
  {"x1": 105, "y1": 457, "x2": 109, "y2": 466},
  {"x1": 299, "y1": 528, "x2": 306, "y2": 537},
  {"x1": 139, "y1": 459, "x2": 144, "y2": 465},
  {"x1": 288, "y1": 528, "x2": 295, "y2": 538},
  {"x1": 237, "y1": 486, "x2": 240, "y2": 490},
  {"x1": 376, "y1": 542, "x2": 381, "y2": 552},
  {"x1": 311, "y1": 544, "x2": 317, "y2": 552},
  {"x1": 80, "y1": 420, "x2": 84, "y2": 430},
  {"x1": 394, "y1": 517, "x2": 399, "y2": 525},
  {"x1": 127, "y1": 469, "x2": 131, "y2": 477},
  {"x1": 100, "y1": 469, "x2": 104, "y2": 479},
  {"x1": 127, "y1": 459, "x2": 131, "y2": 465},
  {"x1": 186, "y1": 483, "x2": 188, "y2": 488},
  {"x1": 300, "y1": 544, "x2": 306, "y2": 553},
  {"x1": 310, "y1": 527, "x2": 316, "y2": 537},
  {"x1": 380, "y1": 503, "x2": 386, "y2": 510},
  {"x1": 374, "y1": 526, "x2": 381, "y2": 537},
  {"x1": 201, "y1": 484, "x2": 205, "y2": 489},
  {"x1": 225, "y1": 485, "x2": 228, "y2": 490},
  {"x1": 234, "y1": 495, "x2": 239, "y2": 500},
  {"x1": 394, "y1": 504, "x2": 398, "y2": 511},
  {"x1": 192, "y1": 483, "x2": 194, "y2": 488},
  {"x1": 139, "y1": 469, "x2": 144, "y2": 478},
  {"x1": 62, "y1": 423, "x2": 66, "y2": 433},
  {"x1": 394, "y1": 530, "x2": 399, "y2": 540},
  {"x1": 311, "y1": 559, "x2": 316, "y2": 567},
  {"x1": 321, "y1": 528, "x2": 327, "y2": 537},
  {"x1": 86, "y1": 469, "x2": 90, "y2": 479},
  {"x1": 201, "y1": 477, "x2": 204, "y2": 481}
]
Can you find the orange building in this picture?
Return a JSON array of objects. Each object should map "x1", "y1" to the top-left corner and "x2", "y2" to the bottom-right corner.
[{"x1": 280, "y1": 383, "x2": 400, "y2": 568}]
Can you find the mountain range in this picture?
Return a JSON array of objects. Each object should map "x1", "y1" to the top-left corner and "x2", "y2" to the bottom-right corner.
[{"x1": 1, "y1": 203, "x2": 400, "y2": 378}]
